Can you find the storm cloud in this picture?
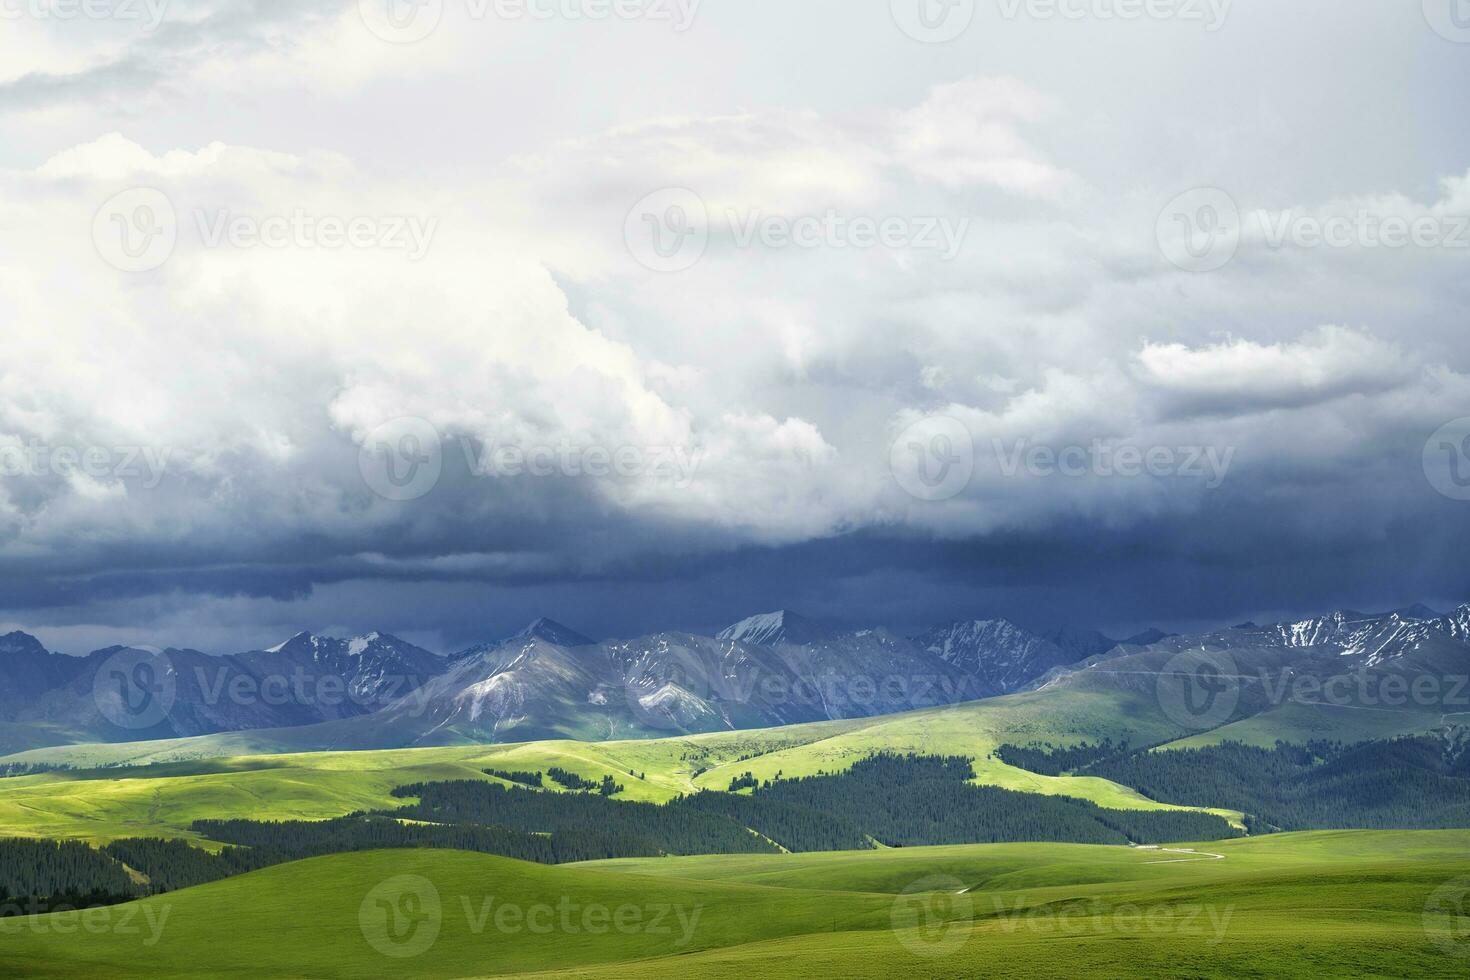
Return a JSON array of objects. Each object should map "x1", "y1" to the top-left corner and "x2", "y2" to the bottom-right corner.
[{"x1": 0, "y1": 2, "x2": 1467, "y2": 653}]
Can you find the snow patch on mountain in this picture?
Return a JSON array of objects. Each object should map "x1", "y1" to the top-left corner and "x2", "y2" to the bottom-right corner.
[{"x1": 717, "y1": 610, "x2": 836, "y2": 647}]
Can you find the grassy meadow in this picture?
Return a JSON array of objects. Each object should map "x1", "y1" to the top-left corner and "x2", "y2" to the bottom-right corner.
[{"x1": 1, "y1": 831, "x2": 1467, "y2": 978}]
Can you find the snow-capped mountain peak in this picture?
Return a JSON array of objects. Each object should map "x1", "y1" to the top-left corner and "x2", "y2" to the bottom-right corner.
[
  {"x1": 508, "y1": 618, "x2": 594, "y2": 648},
  {"x1": 717, "y1": 610, "x2": 835, "y2": 647},
  {"x1": 263, "y1": 630, "x2": 312, "y2": 654}
]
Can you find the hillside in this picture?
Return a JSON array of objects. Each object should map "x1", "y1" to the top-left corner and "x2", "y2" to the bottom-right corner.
[{"x1": 3, "y1": 833, "x2": 1468, "y2": 978}]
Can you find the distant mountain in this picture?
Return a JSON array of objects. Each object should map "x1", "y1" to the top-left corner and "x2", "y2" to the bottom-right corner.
[
  {"x1": 1036, "y1": 603, "x2": 1470, "y2": 742},
  {"x1": 722, "y1": 613, "x2": 1091, "y2": 706},
  {"x1": 0, "y1": 632, "x2": 84, "y2": 716},
  {"x1": 717, "y1": 610, "x2": 838, "y2": 647},
  {"x1": 449, "y1": 618, "x2": 594, "y2": 664},
  {"x1": 1257, "y1": 604, "x2": 1470, "y2": 667},
  {"x1": 1, "y1": 601, "x2": 1466, "y2": 756},
  {"x1": 15, "y1": 631, "x2": 445, "y2": 742},
  {"x1": 510, "y1": 618, "x2": 594, "y2": 648},
  {"x1": 235, "y1": 631, "x2": 444, "y2": 718},
  {"x1": 356, "y1": 626, "x2": 976, "y2": 746},
  {"x1": 913, "y1": 619, "x2": 1087, "y2": 698}
]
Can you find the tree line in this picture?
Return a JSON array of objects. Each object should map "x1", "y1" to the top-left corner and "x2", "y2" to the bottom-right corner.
[
  {"x1": 387, "y1": 781, "x2": 779, "y2": 857},
  {"x1": 747, "y1": 753, "x2": 1238, "y2": 846},
  {"x1": 0, "y1": 838, "x2": 140, "y2": 915},
  {"x1": 992, "y1": 738, "x2": 1133, "y2": 775},
  {"x1": 1073, "y1": 735, "x2": 1470, "y2": 832}
]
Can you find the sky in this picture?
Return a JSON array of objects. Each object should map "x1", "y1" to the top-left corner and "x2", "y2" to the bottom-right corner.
[{"x1": 1, "y1": 1, "x2": 1468, "y2": 655}]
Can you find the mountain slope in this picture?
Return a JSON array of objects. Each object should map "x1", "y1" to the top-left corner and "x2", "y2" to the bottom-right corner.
[
  {"x1": 0, "y1": 632, "x2": 84, "y2": 716},
  {"x1": 716, "y1": 610, "x2": 838, "y2": 647},
  {"x1": 914, "y1": 619, "x2": 1085, "y2": 697}
]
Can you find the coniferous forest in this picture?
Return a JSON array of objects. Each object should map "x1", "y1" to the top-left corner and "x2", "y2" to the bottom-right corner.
[
  {"x1": 0, "y1": 839, "x2": 141, "y2": 915},
  {"x1": 1068, "y1": 736, "x2": 1470, "y2": 832}
]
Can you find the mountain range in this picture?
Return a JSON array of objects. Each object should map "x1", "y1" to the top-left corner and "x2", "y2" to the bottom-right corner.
[{"x1": 0, "y1": 603, "x2": 1466, "y2": 755}]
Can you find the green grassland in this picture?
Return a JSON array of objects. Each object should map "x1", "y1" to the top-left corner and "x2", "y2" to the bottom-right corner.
[
  {"x1": 2, "y1": 831, "x2": 1468, "y2": 978},
  {"x1": 0, "y1": 688, "x2": 1252, "y2": 843},
  {"x1": 1163, "y1": 699, "x2": 1457, "y2": 750}
]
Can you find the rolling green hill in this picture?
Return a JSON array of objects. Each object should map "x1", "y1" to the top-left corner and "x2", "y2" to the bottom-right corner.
[
  {"x1": 2, "y1": 832, "x2": 1468, "y2": 978},
  {"x1": 0, "y1": 688, "x2": 1244, "y2": 844}
]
